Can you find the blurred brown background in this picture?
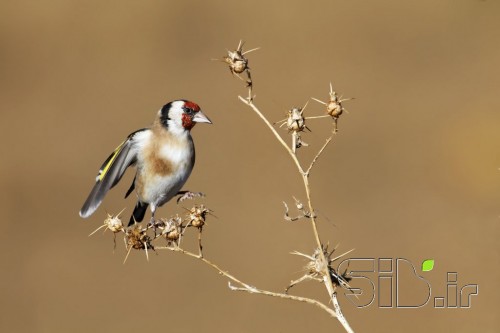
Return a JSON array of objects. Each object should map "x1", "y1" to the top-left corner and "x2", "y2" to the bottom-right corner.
[{"x1": 1, "y1": 0, "x2": 498, "y2": 332}]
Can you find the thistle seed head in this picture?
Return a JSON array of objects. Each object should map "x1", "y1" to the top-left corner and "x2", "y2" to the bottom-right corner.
[
  {"x1": 161, "y1": 216, "x2": 183, "y2": 241},
  {"x1": 104, "y1": 212, "x2": 124, "y2": 233},
  {"x1": 186, "y1": 204, "x2": 211, "y2": 228},
  {"x1": 125, "y1": 225, "x2": 153, "y2": 250},
  {"x1": 223, "y1": 40, "x2": 258, "y2": 75},
  {"x1": 286, "y1": 107, "x2": 306, "y2": 132},
  {"x1": 293, "y1": 245, "x2": 354, "y2": 289},
  {"x1": 326, "y1": 91, "x2": 343, "y2": 118}
]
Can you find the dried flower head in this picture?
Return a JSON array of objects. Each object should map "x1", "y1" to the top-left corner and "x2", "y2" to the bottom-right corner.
[
  {"x1": 185, "y1": 204, "x2": 212, "y2": 228},
  {"x1": 304, "y1": 247, "x2": 329, "y2": 277},
  {"x1": 287, "y1": 107, "x2": 306, "y2": 132},
  {"x1": 276, "y1": 104, "x2": 311, "y2": 153},
  {"x1": 89, "y1": 208, "x2": 125, "y2": 237},
  {"x1": 223, "y1": 40, "x2": 259, "y2": 75},
  {"x1": 124, "y1": 224, "x2": 154, "y2": 250},
  {"x1": 218, "y1": 40, "x2": 259, "y2": 101},
  {"x1": 183, "y1": 204, "x2": 214, "y2": 257},
  {"x1": 125, "y1": 224, "x2": 154, "y2": 250},
  {"x1": 286, "y1": 245, "x2": 354, "y2": 292},
  {"x1": 312, "y1": 83, "x2": 353, "y2": 132},
  {"x1": 122, "y1": 224, "x2": 155, "y2": 263},
  {"x1": 105, "y1": 213, "x2": 124, "y2": 233},
  {"x1": 160, "y1": 216, "x2": 183, "y2": 244}
]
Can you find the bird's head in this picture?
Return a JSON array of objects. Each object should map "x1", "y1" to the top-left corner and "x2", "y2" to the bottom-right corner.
[{"x1": 159, "y1": 100, "x2": 212, "y2": 133}]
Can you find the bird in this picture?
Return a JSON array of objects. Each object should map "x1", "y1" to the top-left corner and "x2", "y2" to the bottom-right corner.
[{"x1": 79, "y1": 99, "x2": 212, "y2": 226}]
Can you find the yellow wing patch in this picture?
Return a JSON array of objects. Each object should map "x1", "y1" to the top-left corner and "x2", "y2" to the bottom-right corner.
[{"x1": 98, "y1": 141, "x2": 126, "y2": 182}]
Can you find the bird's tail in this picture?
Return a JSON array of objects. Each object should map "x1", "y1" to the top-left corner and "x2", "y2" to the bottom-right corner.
[{"x1": 129, "y1": 201, "x2": 148, "y2": 226}]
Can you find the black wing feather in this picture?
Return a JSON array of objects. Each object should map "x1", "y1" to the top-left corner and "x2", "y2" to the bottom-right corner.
[
  {"x1": 124, "y1": 175, "x2": 136, "y2": 199},
  {"x1": 79, "y1": 130, "x2": 145, "y2": 218}
]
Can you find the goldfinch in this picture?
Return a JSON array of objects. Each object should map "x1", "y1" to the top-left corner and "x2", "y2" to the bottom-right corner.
[{"x1": 79, "y1": 100, "x2": 212, "y2": 226}]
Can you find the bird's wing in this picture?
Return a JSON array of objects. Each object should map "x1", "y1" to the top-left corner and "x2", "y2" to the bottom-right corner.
[{"x1": 79, "y1": 129, "x2": 148, "y2": 218}]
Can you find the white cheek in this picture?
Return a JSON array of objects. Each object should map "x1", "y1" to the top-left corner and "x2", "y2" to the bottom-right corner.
[
  {"x1": 166, "y1": 102, "x2": 185, "y2": 134},
  {"x1": 167, "y1": 120, "x2": 186, "y2": 136}
]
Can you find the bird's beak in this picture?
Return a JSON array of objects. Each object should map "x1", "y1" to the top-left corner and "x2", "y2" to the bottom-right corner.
[{"x1": 192, "y1": 110, "x2": 212, "y2": 124}]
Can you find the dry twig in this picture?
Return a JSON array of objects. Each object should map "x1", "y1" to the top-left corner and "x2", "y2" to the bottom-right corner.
[{"x1": 230, "y1": 46, "x2": 354, "y2": 332}]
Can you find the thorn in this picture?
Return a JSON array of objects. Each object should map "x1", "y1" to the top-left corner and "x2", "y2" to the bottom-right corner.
[
  {"x1": 116, "y1": 207, "x2": 126, "y2": 217},
  {"x1": 123, "y1": 246, "x2": 132, "y2": 264},
  {"x1": 88, "y1": 224, "x2": 106, "y2": 237},
  {"x1": 330, "y1": 248, "x2": 355, "y2": 262},
  {"x1": 242, "y1": 47, "x2": 260, "y2": 55},
  {"x1": 311, "y1": 97, "x2": 327, "y2": 105},
  {"x1": 301, "y1": 100, "x2": 309, "y2": 112}
]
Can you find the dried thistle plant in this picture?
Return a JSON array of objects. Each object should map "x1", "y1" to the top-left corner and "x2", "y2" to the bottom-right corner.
[
  {"x1": 225, "y1": 42, "x2": 355, "y2": 332},
  {"x1": 88, "y1": 40, "x2": 355, "y2": 333}
]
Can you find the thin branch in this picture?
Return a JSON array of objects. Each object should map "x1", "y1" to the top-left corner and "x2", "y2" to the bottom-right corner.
[
  {"x1": 229, "y1": 283, "x2": 338, "y2": 318},
  {"x1": 226, "y1": 48, "x2": 353, "y2": 331},
  {"x1": 156, "y1": 246, "x2": 252, "y2": 288},
  {"x1": 236, "y1": 98, "x2": 332, "y2": 284},
  {"x1": 302, "y1": 174, "x2": 341, "y2": 305},
  {"x1": 156, "y1": 246, "x2": 338, "y2": 318},
  {"x1": 305, "y1": 136, "x2": 334, "y2": 176},
  {"x1": 238, "y1": 96, "x2": 305, "y2": 175},
  {"x1": 301, "y1": 173, "x2": 352, "y2": 331},
  {"x1": 301, "y1": 174, "x2": 326, "y2": 268},
  {"x1": 238, "y1": 96, "x2": 352, "y2": 331},
  {"x1": 332, "y1": 292, "x2": 354, "y2": 333}
]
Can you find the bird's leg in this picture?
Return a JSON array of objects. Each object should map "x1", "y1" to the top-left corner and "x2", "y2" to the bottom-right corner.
[
  {"x1": 176, "y1": 191, "x2": 205, "y2": 203},
  {"x1": 149, "y1": 206, "x2": 157, "y2": 236}
]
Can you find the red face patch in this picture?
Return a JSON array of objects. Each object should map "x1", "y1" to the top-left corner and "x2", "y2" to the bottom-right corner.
[
  {"x1": 183, "y1": 101, "x2": 200, "y2": 112},
  {"x1": 182, "y1": 113, "x2": 195, "y2": 130}
]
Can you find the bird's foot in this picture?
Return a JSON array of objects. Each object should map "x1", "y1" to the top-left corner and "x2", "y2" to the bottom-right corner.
[
  {"x1": 176, "y1": 191, "x2": 205, "y2": 204},
  {"x1": 148, "y1": 217, "x2": 158, "y2": 236}
]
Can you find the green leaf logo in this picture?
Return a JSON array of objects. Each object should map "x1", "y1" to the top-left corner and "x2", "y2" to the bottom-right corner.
[{"x1": 422, "y1": 259, "x2": 435, "y2": 272}]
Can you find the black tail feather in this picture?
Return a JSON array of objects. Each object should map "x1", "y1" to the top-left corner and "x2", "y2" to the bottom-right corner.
[{"x1": 129, "y1": 201, "x2": 148, "y2": 226}]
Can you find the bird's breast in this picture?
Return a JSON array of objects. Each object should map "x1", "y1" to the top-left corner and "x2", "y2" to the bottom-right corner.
[{"x1": 135, "y1": 131, "x2": 195, "y2": 205}]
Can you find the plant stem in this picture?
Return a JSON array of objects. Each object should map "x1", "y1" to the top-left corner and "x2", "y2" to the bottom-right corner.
[
  {"x1": 238, "y1": 97, "x2": 354, "y2": 332},
  {"x1": 156, "y1": 246, "x2": 339, "y2": 318},
  {"x1": 238, "y1": 96, "x2": 304, "y2": 175}
]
